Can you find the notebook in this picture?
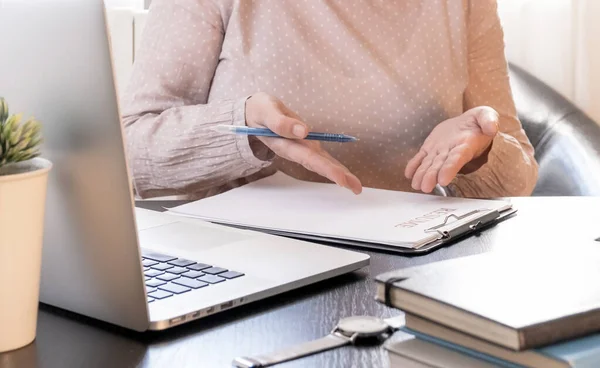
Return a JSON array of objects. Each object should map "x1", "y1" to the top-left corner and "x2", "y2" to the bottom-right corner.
[
  {"x1": 375, "y1": 244, "x2": 600, "y2": 350},
  {"x1": 401, "y1": 313, "x2": 600, "y2": 368},
  {"x1": 167, "y1": 172, "x2": 515, "y2": 254}
]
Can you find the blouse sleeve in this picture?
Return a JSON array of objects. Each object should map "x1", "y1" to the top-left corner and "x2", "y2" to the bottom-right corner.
[
  {"x1": 120, "y1": 0, "x2": 272, "y2": 199},
  {"x1": 448, "y1": 0, "x2": 539, "y2": 198}
]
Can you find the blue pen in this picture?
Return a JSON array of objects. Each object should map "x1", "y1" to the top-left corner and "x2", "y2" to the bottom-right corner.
[{"x1": 212, "y1": 125, "x2": 358, "y2": 143}]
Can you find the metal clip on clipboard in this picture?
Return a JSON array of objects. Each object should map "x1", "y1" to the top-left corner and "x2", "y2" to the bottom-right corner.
[{"x1": 424, "y1": 209, "x2": 501, "y2": 241}]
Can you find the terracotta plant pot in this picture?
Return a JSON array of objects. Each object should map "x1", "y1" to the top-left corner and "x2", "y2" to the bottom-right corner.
[{"x1": 0, "y1": 158, "x2": 52, "y2": 352}]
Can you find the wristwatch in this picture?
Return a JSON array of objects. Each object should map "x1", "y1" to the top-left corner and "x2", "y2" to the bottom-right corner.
[{"x1": 232, "y1": 315, "x2": 404, "y2": 368}]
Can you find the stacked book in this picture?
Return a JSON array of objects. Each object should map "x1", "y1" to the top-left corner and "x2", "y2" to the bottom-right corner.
[{"x1": 375, "y1": 245, "x2": 600, "y2": 367}]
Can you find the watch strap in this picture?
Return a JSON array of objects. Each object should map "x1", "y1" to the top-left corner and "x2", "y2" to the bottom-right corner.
[{"x1": 232, "y1": 332, "x2": 351, "y2": 368}]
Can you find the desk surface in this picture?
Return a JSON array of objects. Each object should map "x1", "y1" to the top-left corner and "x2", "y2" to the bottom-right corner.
[{"x1": 1, "y1": 196, "x2": 599, "y2": 368}]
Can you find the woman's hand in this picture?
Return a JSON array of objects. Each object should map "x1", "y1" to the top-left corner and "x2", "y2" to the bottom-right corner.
[
  {"x1": 245, "y1": 92, "x2": 362, "y2": 194},
  {"x1": 405, "y1": 106, "x2": 500, "y2": 193}
]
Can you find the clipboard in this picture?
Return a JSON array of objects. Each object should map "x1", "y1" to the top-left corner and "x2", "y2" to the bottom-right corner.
[
  {"x1": 166, "y1": 172, "x2": 519, "y2": 256},
  {"x1": 216, "y1": 207, "x2": 517, "y2": 256},
  {"x1": 413, "y1": 207, "x2": 518, "y2": 254}
]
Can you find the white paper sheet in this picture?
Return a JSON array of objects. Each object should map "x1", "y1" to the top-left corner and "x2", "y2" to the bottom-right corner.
[{"x1": 167, "y1": 173, "x2": 512, "y2": 249}]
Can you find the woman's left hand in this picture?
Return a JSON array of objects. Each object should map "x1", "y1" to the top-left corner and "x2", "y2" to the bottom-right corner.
[{"x1": 405, "y1": 106, "x2": 500, "y2": 193}]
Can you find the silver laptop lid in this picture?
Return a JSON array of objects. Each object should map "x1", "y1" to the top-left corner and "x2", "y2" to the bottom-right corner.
[{"x1": 0, "y1": 0, "x2": 149, "y2": 330}]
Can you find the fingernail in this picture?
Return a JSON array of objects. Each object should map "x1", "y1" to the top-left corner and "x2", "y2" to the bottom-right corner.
[
  {"x1": 292, "y1": 124, "x2": 307, "y2": 138},
  {"x1": 345, "y1": 173, "x2": 362, "y2": 194}
]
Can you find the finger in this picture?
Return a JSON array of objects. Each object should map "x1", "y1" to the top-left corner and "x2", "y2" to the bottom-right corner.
[
  {"x1": 280, "y1": 105, "x2": 306, "y2": 124},
  {"x1": 437, "y1": 145, "x2": 474, "y2": 186},
  {"x1": 411, "y1": 154, "x2": 435, "y2": 191},
  {"x1": 264, "y1": 138, "x2": 352, "y2": 192},
  {"x1": 405, "y1": 150, "x2": 427, "y2": 179},
  {"x1": 320, "y1": 148, "x2": 353, "y2": 175},
  {"x1": 420, "y1": 151, "x2": 448, "y2": 193},
  {"x1": 473, "y1": 107, "x2": 499, "y2": 137},
  {"x1": 264, "y1": 114, "x2": 309, "y2": 139},
  {"x1": 320, "y1": 149, "x2": 363, "y2": 194},
  {"x1": 343, "y1": 174, "x2": 363, "y2": 195}
]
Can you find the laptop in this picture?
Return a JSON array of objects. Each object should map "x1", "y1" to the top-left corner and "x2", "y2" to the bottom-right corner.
[{"x1": 0, "y1": 0, "x2": 369, "y2": 331}]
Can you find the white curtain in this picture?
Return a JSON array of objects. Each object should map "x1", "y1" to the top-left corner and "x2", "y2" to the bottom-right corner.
[
  {"x1": 498, "y1": 0, "x2": 600, "y2": 124},
  {"x1": 103, "y1": 0, "x2": 145, "y2": 9}
]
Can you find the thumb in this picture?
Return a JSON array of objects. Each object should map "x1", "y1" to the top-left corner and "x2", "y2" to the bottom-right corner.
[
  {"x1": 474, "y1": 107, "x2": 499, "y2": 137},
  {"x1": 265, "y1": 114, "x2": 309, "y2": 139}
]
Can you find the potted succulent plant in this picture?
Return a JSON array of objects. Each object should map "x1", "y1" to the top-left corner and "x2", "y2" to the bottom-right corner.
[{"x1": 0, "y1": 97, "x2": 52, "y2": 352}]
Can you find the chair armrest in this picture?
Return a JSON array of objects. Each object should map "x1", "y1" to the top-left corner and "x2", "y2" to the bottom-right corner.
[{"x1": 509, "y1": 63, "x2": 600, "y2": 196}]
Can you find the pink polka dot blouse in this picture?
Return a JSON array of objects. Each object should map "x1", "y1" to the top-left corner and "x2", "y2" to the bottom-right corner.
[{"x1": 121, "y1": 0, "x2": 539, "y2": 200}]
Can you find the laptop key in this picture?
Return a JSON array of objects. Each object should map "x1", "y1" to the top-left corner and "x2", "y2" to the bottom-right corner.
[
  {"x1": 198, "y1": 274, "x2": 225, "y2": 284},
  {"x1": 168, "y1": 259, "x2": 196, "y2": 267},
  {"x1": 142, "y1": 259, "x2": 158, "y2": 267},
  {"x1": 220, "y1": 271, "x2": 244, "y2": 279},
  {"x1": 142, "y1": 251, "x2": 177, "y2": 263},
  {"x1": 187, "y1": 263, "x2": 212, "y2": 271},
  {"x1": 173, "y1": 277, "x2": 208, "y2": 289},
  {"x1": 146, "y1": 279, "x2": 166, "y2": 288},
  {"x1": 147, "y1": 287, "x2": 157, "y2": 293},
  {"x1": 148, "y1": 290, "x2": 173, "y2": 300},
  {"x1": 159, "y1": 283, "x2": 191, "y2": 294},
  {"x1": 151, "y1": 263, "x2": 174, "y2": 271},
  {"x1": 182, "y1": 270, "x2": 204, "y2": 279},
  {"x1": 156, "y1": 273, "x2": 180, "y2": 282},
  {"x1": 203, "y1": 267, "x2": 228, "y2": 275},
  {"x1": 148, "y1": 296, "x2": 155, "y2": 303},
  {"x1": 144, "y1": 269, "x2": 164, "y2": 278},
  {"x1": 145, "y1": 276, "x2": 151, "y2": 281},
  {"x1": 165, "y1": 266, "x2": 188, "y2": 275}
]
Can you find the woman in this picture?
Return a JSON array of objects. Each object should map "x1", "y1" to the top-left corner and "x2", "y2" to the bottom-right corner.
[{"x1": 121, "y1": 0, "x2": 538, "y2": 200}]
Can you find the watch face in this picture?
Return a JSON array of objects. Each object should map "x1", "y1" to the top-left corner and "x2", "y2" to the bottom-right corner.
[{"x1": 336, "y1": 316, "x2": 389, "y2": 336}]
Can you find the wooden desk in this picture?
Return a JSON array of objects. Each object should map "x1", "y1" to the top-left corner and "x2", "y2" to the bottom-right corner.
[{"x1": 1, "y1": 197, "x2": 598, "y2": 368}]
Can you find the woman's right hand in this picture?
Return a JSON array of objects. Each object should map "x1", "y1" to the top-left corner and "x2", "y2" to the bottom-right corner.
[{"x1": 245, "y1": 92, "x2": 362, "y2": 194}]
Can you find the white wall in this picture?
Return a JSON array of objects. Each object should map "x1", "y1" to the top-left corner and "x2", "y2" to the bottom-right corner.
[
  {"x1": 104, "y1": 0, "x2": 144, "y2": 9},
  {"x1": 498, "y1": 0, "x2": 600, "y2": 123},
  {"x1": 106, "y1": 9, "x2": 135, "y2": 98}
]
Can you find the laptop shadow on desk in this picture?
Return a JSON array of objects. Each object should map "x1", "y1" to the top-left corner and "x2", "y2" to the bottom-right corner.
[
  {"x1": 6, "y1": 309, "x2": 148, "y2": 368},
  {"x1": 37, "y1": 270, "x2": 367, "y2": 347},
  {"x1": 145, "y1": 270, "x2": 368, "y2": 340}
]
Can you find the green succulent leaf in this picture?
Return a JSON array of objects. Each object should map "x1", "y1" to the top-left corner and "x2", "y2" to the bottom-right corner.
[
  {"x1": 10, "y1": 124, "x2": 24, "y2": 145},
  {"x1": 0, "y1": 98, "x2": 8, "y2": 123},
  {"x1": 26, "y1": 136, "x2": 43, "y2": 150},
  {"x1": 2, "y1": 113, "x2": 20, "y2": 137},
  {"x1": 13, "y1": 139, "x2": 29, "y2": 153},
  {"x1": 21, "y1": 119, "x2": 35, "y2": 138},
  {"x1": 0, "y1": 99, "x2": 44, "y2": 169}
]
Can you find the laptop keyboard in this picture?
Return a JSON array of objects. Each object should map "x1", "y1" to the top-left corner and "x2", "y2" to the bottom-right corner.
[{"x1": 141, "y1": 249, "x2": 244, "y2": 303}]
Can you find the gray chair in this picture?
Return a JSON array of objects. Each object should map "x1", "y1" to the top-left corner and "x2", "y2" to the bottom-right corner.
[{"x1": 508, "y1": 63, "x2": 600, "y2": 196}]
